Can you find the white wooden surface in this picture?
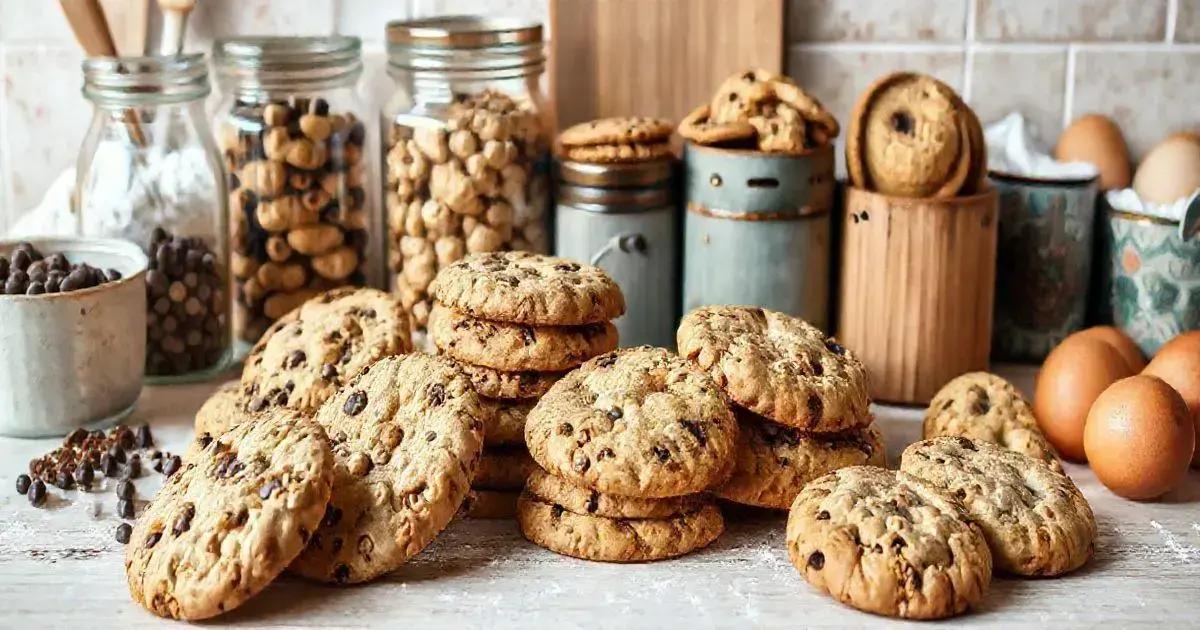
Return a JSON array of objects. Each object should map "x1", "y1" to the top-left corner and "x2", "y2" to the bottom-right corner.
[{"x1": 1, "y1": 366, "x2": 1198, "y2": 628}]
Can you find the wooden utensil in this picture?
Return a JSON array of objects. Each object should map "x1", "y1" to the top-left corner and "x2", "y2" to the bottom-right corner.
[
  {"x1": 550, "y1": 0, "x2": 785, "y2": 130},
  {"x1": 98, "y1": 0, "x2": 150, "y2": 55},
  {"x1": 158, "y1": 0, "x2": 196, "y2": 55},
  {"x1": 59, "y1": 0, "x2": 147, "y2": 145}
]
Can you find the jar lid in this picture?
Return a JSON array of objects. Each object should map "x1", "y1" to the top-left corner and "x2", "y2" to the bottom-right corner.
[
  {"x1": 556, "y1": 159, "x2": 675, "y2": 188},
  {"x1": 387, "y1": 16, "x2": 544, "y2": 75},
  {"x1": 214, "y1": 36, "x2": 363, "y2": 91},
  {"x1": 557, "y1": 183, "x2": 674, "y2": 214},
  {"x1": 82, "y1": 54, "x2": 209, "y2": 105}
]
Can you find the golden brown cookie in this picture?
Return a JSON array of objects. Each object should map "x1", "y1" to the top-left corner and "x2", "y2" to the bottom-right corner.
[
  {"x1": 562, "y1": 142, "x2": 674, "y2": 164},
  {"x1": 474, "y1": 446, "x2": 538, "y2": 490},
  {"x1": 193, "y1": 381, "x2": 254, "y2": 439},
  {"x1": 772, "y1": 81, "x2": 840, "y2": 139},
  {"x1": 458, "y1": 362, "x2": 565, "y2": 400},
  {"x1": 429, "y1": 302, "x2": 618, "y2": 372},
  {"x1": 678, "y1": 104, "x2": 758, "y2": 146},
  {"x1": 559, "y1": 116, "x2": 674, "y2": 147},
  {"x1": 478, "y1": 396, "x2": 535, "y2": 446},
  {"x1": 524, "y1": 467, "x2": 707, "y2": 520},
  {"x1": 710, "y1": 68, "x2": 787, "y2": 123}
]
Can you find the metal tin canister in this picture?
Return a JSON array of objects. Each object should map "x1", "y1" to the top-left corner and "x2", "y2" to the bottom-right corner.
[
  {"x1": 682, "y1": 143, "x2": 835, "y2": 329},
  {"x1": 554, "y1": 158, "x2": 678, "y2": 347},
  {"x1": 989, "y1": 172, "x2": 1099, "y2": 362}
]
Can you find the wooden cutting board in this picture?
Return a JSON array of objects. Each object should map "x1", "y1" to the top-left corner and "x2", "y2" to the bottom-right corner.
[{"x1": 550, "y1": 0, "x2": 785, "y2": 130}]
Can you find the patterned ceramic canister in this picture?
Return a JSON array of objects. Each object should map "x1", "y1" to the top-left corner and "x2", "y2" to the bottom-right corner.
[
  {"x1": 989, "y1": 172, "x2": 1099, "y2": 362},
  {"x1": 1104, "y1": 209, "x2": 1200, "y2": 355}
]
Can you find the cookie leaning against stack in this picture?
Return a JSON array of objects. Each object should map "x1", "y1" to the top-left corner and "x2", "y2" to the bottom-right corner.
[
  {"x1": 520, "y1": 346, "x2": 737, "y2": 562},
  {"x1": 558, "y1": 116, "x2": 674, "y2": 164},
  {"x1": 428, "y1": 251, "x2": 626, "y2": 518},
  {"x1": 677, "y1": 305, "x2": 883, "y2": 510}
]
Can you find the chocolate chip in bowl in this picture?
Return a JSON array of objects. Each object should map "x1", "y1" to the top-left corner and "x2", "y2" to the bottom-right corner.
[{"x1": 0, "y1": 237, "x2": 148, "y2": 438}]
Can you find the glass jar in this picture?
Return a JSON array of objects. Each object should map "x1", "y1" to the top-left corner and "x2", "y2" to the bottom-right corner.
[
  {"x1": 383, "y1": 16, "x2": 550, "y2": 331},
  {"x1": 213, "y1": 36, "x2": 373, "y2": 347},
  {"x1": 76, "y1": 54, "x2": 232, "y2": 382}
]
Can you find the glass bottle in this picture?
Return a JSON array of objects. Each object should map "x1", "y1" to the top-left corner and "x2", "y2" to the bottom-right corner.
[{"x1": 76, "y1": 54, "x2": 232, "y2": 381}]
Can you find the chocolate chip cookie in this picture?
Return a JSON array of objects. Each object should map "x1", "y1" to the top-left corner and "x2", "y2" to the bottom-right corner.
[
  {"x1": 562, "y1": 142, "x2": 675, "y2": 164},
  {"x1": 459, "y1": 362, "x2": 565, "y2": 400},
  {"x1": 924, "y1": 372, "x2": 1060, "y2": 470},
  {"x1": 429, "y1": 302, "x2": 618, "y2": 372},
  {"x1": 677, "y1": 306, "x2": 870, "y2": 432},
  {"x1": 678, "y1": 104, "x2": 758, "y2": 146},
  {"x1": 525, "y1": 468, "x2": 707, "y2": 520},
  {"x1": 289, "y1": 353, "x2": 484, "y2": 584},
  {"x1": 193, "y1": 381, "x2": 254, "y2": 439},
  {"x1": 474, "y1": 446, "x2": 538, "y2": 490},
  {"x1": 559, "y1": 116, "x2": 674, "y2": 147},
  {"x1": 714, "y1": 409, "x2": 886, "y2": 510},
  {"x1": 126, "y1": 410, "x2": 333, "y2": 620},
  {"x1": 241, "y1": 287, "x2": 412, "y2": 415},
  {"x1": 517, "y1": 491, "x2": 724, "y2": 562},
  {"x1": 429, "y1": 251, "x2": 625, "y2": 326},
  {"x1": 478, "y1": 396, "x2": 535, "y2": 446},
  {"x1": 526, "y1": 346, "x2": 737, "y2": 498},
  {"x1": 786, "y1": 466, "x2": 992, "y2": 620},
  {"x1": 900, "y1": 437, "x2": 1095, "y2": 576}
]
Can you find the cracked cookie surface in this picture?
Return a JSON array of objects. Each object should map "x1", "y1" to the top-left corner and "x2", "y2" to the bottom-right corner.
[
  {"x1": 677, "y1": 306, "x2": 870, "y2": 432},
  {"x1": 559, "y1": 116, "x2": 674, "y2": 147},
  {"x1": 786, "y1": 466, "x2": 992, "y2": 620},
  {"x1": 429, "y1": 302, "x2": 618, "y2": 372},
  {"x1": 525, "y1": 346, "x2": 737, "y2": 498},
  {"x1": 194, "y1": 380, "x2": 255, "y2": 439},
  {"x1": 517, "y1": 492, "x2": 723, "y2": 562},
  {"x1": 241, "y1": 287, "x2": 412, "y2": 415},
  {"x1": 457, "y1": 362, "x2": 565, "y2": 400},
  {"x1": 900, "y1": 437, "x2": 1095, "y2": 576},
  {"x1": 289, "y1": 353, "x2": 484, "y2": 584},
  {"x1": 126, "y1": 410, "x2": 333, "y2": 620},
  {"x1": 429, "y1": 251, "x2": 625, "y2": 326},
  {"x1": 923, "y1": 372, "x2": 1060, "y2": 470}
]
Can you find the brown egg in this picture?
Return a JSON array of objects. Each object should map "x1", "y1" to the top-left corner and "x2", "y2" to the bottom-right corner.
[
  {"x1": 1035, "y1": 335, "x2": 1135, "y2": 461},
  {"x1": 1084, "y1": 375, "x2": 1195, "y2": 499},
  {"x1": 1055, "y1": 114, "x2": 1131, "y2": 190},
  {"x1": 1132, "y1": 133, "x2": 1200, "y2": 204},
  {"x1": 1143, "y1": 331, "x2": 1200, "y2": 466},
  {"x1": 1077, "y1": 325, "x2": 1146, "y2": 372}
]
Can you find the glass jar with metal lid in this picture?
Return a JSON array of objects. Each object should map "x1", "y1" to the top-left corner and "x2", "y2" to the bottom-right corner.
[
  {"x1": 213, "y1": 36, "x2": 373, "y2": 347},
  {"x1": 75, "y1": 54, "x2": 232, "y2": 381},
  {"x1": 555, "y1": 159, "x2": 679, "y2": 347},
  {"x1": 383, "y1": 16, "x2": 549, "y2": 332}
]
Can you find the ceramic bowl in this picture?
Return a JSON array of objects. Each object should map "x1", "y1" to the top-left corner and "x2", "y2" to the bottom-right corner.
[{"x1": 0, "y1": 237, "x2": 148, "y2": 438}]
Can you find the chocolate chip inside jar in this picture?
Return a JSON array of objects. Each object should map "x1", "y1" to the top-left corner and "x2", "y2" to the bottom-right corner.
[
  {"x1": 384, "y1": 89, "x2": 550, "y2": 332},
  {"x1": 220, "y1": 95, "x2": 370, "y2": 345},
  {"x1": 143, "y1": 227, "x2": 230, "y2": 377}
]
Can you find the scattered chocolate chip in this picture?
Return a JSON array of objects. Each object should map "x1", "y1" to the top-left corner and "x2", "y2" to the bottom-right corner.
[
  {"x1": 125, "y1": 455, "x2": 142, "y2": 479},
  {"x1": 808, "y1": 551, "x2": 825, "y2": 570},
  {"x1": 15, "y1": 474, "x2": 31, "y2": 495},
  {"x1": 116, "y1": 480, "x2": 135, "y2": 500},
  {"x1": 66, "y1": 428, "x2": 88, "y2": 446},
  {"x1": 27, "y1": 479, "x2": 46, "y2": 506},
  {"x1": 100, "y1": 453, "x2": 120, "y2": 478},
  {"x1": 136, "y1": 424, "x2": 153, "y2": 448},
  {"x1": 53, "y1": 469, "x2": 74, "y2": 490},
  {"x1": 117, "y1": 498, "x2": 135, "y2": 519},
  {"x1": 107, "y1": 444, "x2": 127, "y2": 464},
  {"x1": 115, "y1": 523, "x2": 132, "y2": 544},
  {"x1": 73, "y1": 462, "x2": 94, "y2": 487},
  {"x1": 163, "y1": 455, "x2": 182, "y2": 477}
]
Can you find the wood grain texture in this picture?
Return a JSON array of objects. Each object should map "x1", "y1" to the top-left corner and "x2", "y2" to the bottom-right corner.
[
  {"x1": 0, "y1": 368, "x2": 1197, "y2": 628},
  {"x1": 550, "y1": 0, "x2": 785, "y2": 129},
  {"x1": 837, "y1": 187, "x2": 999, "y2": 405}
]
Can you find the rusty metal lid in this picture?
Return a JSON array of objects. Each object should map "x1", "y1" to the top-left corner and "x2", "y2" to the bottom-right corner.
[
  {"x1": 556, "y1": 158, "x2": 674, "y2": 188},
  {"x1": 556, "y1": 183, "x2": 673, "y2": 214}
]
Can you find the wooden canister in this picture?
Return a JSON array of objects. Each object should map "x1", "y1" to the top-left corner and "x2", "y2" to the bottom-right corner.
[{"x1": 837, "y1": 187, "x2": 999, "y2": 404}]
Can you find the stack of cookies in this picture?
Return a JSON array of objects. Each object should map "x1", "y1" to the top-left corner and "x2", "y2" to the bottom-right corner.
[
  {"x1": 678, "y1": 69, "x2": 839, "y2": 154},
  {"x1": 676, "y1": 306, "x2": 884, "y2": 510},
  {"x1": 846, "y1": 71, "x2": 987, "y2": 198},
  {"x1": 520, "y1": 346, "x2": 738, "y2": 562},
  {"x1": 426, "y1": 251, "x2": 626, "y2": 517},
  {"x1": 557, "y1": 116, "x2": 674, "y2": 164}
]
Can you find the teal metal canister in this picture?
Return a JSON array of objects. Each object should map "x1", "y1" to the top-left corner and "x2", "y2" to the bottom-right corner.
[
  {"x1": 682, "y1": 143, "x2": 835, "y2": 329},
  {"x1": 554, "y1": 158, "x2": 678, "y2": 348}
]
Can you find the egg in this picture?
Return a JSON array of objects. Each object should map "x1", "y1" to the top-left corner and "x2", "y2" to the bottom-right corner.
[
  {"x1": 1076, "y1": 325, "x2": 1146, "y2": 372},
  {"x1": 1055, "y1": 114, "x2": 1131, "y2": 190},
  {"x1": 1132, "y1": 133, "x2": 1200, "y2": 204},
  {"x1": 1034, "y1": 335, "x2": 1135, "y2": 461},
  {"x1": 1143, "y1": 331, "x2": 1200, "y2": 466},
  {"x1": 1084, "y1": 375, "x2": 1195, "y2": 499}
]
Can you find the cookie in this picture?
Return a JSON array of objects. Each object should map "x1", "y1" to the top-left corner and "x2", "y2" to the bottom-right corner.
[
  {"x1": 478, "y1": 396, "x2": 535, "y2": 446},
  {"x1": 241, "y1": 287, "x2": 413, "y2": 415},
  {"x1": 747, "y1": 114, "x2": 808, "y2": 154},
  {"x1": 846, "y1": 72, "x2": 966, "y2": 198},
  {"x1": 900, "y1": 437, "x2": 1096, "y2": 576},
  {"x1": 786, "y1": 466, "x2": 992, "y2": 620},
  {"x1": 772, "y1": 81, "x2": 840, "y2": 138},
  {"x1": 562, "y1": 142, "x2": 674, "y2": 164},
  {"x1": 677, "y1": 306, "x2": 870, "y2": 432},
  {"x1": 710, "y1": 68, "x2": 787, "y2": 123},
  {"x1": 714, "y1": 409, "x2": 886, "y2": 510},
  {"x1": 525, "y1": 346, "x2": 737, "y2": 498},
  {"x1": 524, "y1": 467, "x2": 707, "y2": 520},
  {"x1": 559, "y1": 116, "x2": 674, "y2": 147},
  {"x1": 429, "y1": 252, "x2": 625, "y2": 326},
  {"x1": 429, "y1": 302, "x2": 619, "y2": 372},
  {"x1": 459, "y1": 362, "x2": 565, "y2": 400},
  {"x1": 126, "y1": 410, "x2": 333, "y2": 620},
  {"x1": 923, "y1": 372, "x2": 1060, "y2": 470},
  {"x1": 474, "y1": 446, "x2": 538, "y2": 490},
  {"x1": 289, "y1": 353, "x2": 485, "y2": 584},
  {"x1": 678, "y1": 104, "x2": 758, "y2": 146},
  {"x1": 193, "y1": 381, "x2": 253, "y2": 439},
  {"x1": 950, "y1": 91, "x2": 987, "y2": 195},
  {"x1": 517, "y1": 492, "x2": 724, "y2": 562},
  {"x1": 461, "y1": 489, "x2": 519, "y2": 519}
]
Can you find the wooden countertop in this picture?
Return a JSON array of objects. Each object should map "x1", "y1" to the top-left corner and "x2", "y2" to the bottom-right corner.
[{"x1": 1, "y1": 365, "x2": 1197, "y2": 628}]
